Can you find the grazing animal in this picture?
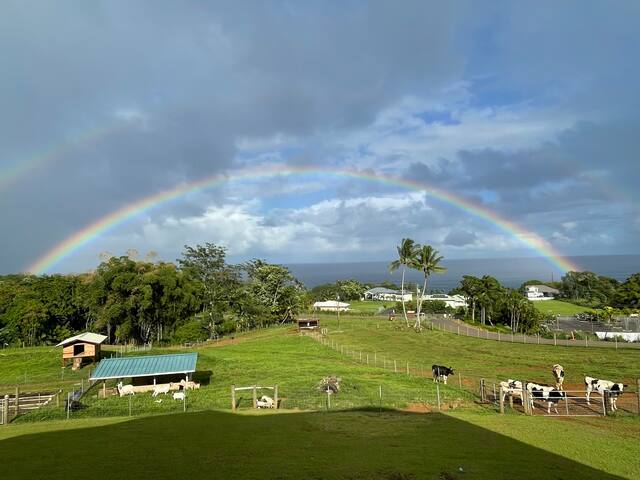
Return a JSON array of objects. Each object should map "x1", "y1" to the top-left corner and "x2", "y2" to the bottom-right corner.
[
  {"x1": 172, "y1": 392, "x2": 185, "y2": 401},
  {"x1": 499, "y1": 379, "x2": 523, "y2": 404},
  {"x1": 551, "y1": 364, "x2": 565, "y2": 390},
  {"x1": 117, "y1": 382, "x2": 135, "y2": 397},
  {"x1": 256, "y1": 395, "x2": 275, "y2": 409},
  {"x1": 178, "y1": 379, "x2": 201, "y2": 390},
  {"x1": 151, "y1": 383, "x2": 172, "y2": 397},
  {"x1": 526, "y1": 382, "x2": 566, "y2": 414},
  {"x1": 432, "y1": 365, "x2": 454, "y2": 384},
  {"x1": 585, "y1": 376, "x2": 627, "y2": 411}
]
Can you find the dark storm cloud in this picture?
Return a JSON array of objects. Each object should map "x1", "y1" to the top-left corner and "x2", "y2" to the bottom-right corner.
[{"x1": 444, "y1": 230, "x2": 477, "y2": 247}]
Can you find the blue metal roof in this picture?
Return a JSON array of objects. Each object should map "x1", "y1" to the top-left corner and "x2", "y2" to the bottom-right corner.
[{"x1": 90, "y1": 353, "x2": 198, "y2": 381}]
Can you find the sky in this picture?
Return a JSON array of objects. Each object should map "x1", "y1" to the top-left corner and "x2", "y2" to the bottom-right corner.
[{"x1": 1, "y1": 1, "x2": 639, "y2": 274}]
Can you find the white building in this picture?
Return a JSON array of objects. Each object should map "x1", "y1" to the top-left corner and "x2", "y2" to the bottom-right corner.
[
  {"x1": 525, "y1": 285, "x2": 559, "y2": 301},
  {"x1": 420, "y1": 294, "x2": 467, "y2": 309},
  {"x1": 363, "y1": 287, "x2": 413, "y2": 302},
  {"x1": 313, "y1": 300, "x2": 350, "y2": 312}
]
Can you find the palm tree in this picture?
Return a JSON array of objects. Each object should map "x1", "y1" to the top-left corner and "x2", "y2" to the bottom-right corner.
[
  {"x1": 413, "y1": 245, "x2": 447, "y2": 329},
  {"x1": 476, "y1": 275, "x2": 503, "y2": 325},
  {"x1": 389, "y1": 238, "x2": 418, "y2": 326}
]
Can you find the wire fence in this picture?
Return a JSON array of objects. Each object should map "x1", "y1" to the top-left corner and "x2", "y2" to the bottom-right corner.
[{"x1": 427, "y1": 316, "x2": 640, "y2": 349}]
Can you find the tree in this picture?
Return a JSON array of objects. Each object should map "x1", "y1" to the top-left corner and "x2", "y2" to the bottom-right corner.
[
  {"x1": 389, "y1": 238, "x2": 418, "y2": 327},
  {"x1": 178, "y1": 243, "x2": 240, "y2": 338},
  {"x1": 411, "y1": 244, "x2": 446, "y2": 329},
  {"x1": 612, "y1": 273, "x2": 640, "y2": 308},
  {"x1": 457, "y1": 275, "x2": 483, "y2": 322},
  {"x1": 476, "y1": 276, "x2": 503, "y2": 325}
]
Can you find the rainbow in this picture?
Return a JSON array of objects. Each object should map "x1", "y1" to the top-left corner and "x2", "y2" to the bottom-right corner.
[
  {"x1": 0, "y1": 123, "x2": 129, "y2": 191},
  {"x1": 27, "y1": 166, "x2": 581, "y2": 274}
]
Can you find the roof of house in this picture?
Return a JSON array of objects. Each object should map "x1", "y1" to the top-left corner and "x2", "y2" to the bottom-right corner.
[
  {"x1": 90, "y1": 353, "x2": 198, "y2": 381},
  {"x1": 527, "y1": 284, "x2": 560, "y2": 294},
  {"x1": 313, "y1": 301, "x2": 350, "y2": 307},
  {"x1": 365, "y1": 287, "x2": 402, "y2": 295},
  {"x1": 56, "y1": 332, "x2": 108, "y2": 347}
]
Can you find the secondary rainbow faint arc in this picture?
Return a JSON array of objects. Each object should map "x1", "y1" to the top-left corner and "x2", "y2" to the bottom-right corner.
[{"x1": 27, "y1": 166, "x2": 581, "y2": 274}]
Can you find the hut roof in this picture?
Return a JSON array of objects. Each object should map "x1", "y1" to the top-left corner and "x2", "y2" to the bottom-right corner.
[
  {"x1": 56, "y1": 332, "x2": 108, "y2": 347},
  {"x1": 90, "y1": 353, "x2": 198, "y2": 381}
]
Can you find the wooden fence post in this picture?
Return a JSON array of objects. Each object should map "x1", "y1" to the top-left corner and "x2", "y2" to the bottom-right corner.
[
  {"x1": 14, "y1": 385, "x2": 19, "y2": 417},
  {"x1": 436, "y1": 383, "x2": 441, "y2": 411},
  {"x1": 522, "y1": 383, "x2": 529, "y2": 415},
  {"x1": 458, "y1": 372, "x2": 462, "y2": 389},
  {"x1": 480, "y1": 378, "x2": 485, "y2": 402},
  {"x1": 231, "y1": 385, "x2": 236, "y2": 412},
  {"x1": 554, "y1": 333, "x2": 557, "y2": 346},
  {"x1": 252, "y1": 385, "x2": 257, "y2": 409},
  {"x1": 499, "y1": 389, "x2": 504, "y2": 414},
  {"x1": 274, "y1": 385, "x2": 279, "y2": 410}
]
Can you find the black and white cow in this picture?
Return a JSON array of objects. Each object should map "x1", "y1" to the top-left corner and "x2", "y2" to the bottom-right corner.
[
  {"x1": 526, "y1": 382, "x2": 566, "y2": 414},
  {"x1": 432, "y1": 365, "x2": 454, "y2": 384},
  {"x1": 585, "y1": 376, "x2": 627, "y2": 411}
]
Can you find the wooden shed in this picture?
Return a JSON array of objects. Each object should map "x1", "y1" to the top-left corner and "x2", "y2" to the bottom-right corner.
[
  {"x1": 297, "y1": 318, "x2": 319, "y2": 332},
  {"x1": 56, "y1": 332, "x2": 107, "y2": 370}
]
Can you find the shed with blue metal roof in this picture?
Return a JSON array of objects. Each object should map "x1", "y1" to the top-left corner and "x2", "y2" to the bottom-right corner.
[{"x1": 90, "y1": 352, "x2": 198, "y2": 383}]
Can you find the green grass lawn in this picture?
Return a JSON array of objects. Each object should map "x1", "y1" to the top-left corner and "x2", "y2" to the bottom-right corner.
[
  {"x1": 531, "y1": 299, "x2": 594, "y2": 315},
  {"x1": 1, "y1": 409, "x2": 638, "y2": 479},
  {"x1": 317, "y1": 314, "x2": 640, "y2": 388},
  {"x1": 345, "y1": 299, "x2": 391, "y2": 315}
]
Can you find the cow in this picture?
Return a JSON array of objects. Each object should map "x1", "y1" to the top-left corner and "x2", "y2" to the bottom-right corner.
[
  {"x1": 432, "y1": 365, "x2": 454, "y2": 385},
  {"x1": 585, "y1": 376, "x2": 627, "y2": 411},
  {"x1": 551, "y1": 364, "x2": 565, "y2": 390},
  {"x1": 499, "y1": 379, "x2": 523, "y2": 405},
  {"x1": 526, "y1": 382, "x2": 566, "y2": 414}
]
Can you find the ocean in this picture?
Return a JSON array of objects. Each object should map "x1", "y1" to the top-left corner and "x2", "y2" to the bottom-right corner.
[{"x1": 286, "y1": 254, "x2": 640, "y2": 291}]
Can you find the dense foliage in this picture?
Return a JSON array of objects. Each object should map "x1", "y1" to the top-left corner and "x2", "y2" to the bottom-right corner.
[{"x1": 0, "y1": 243, "x2": 307, "y2": 346}]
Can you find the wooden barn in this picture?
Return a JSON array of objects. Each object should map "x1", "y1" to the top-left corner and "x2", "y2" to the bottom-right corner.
[
  {"x1": 56, "y1": 332, "x2": 107, "y2": 370},
  {"x1": 297, "y1": 318, "x2": 319, "y2": 332}
]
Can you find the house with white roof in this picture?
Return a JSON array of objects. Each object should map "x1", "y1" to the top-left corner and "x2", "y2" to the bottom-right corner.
[
  {"x1": 313, "y1": 300, "x2": 350, "y2": 312},
  {"x1": 363, "y1": 287, "x2": 413, "y2": 302},
  {"x1": 420, "y1": 293, "x2": 467, "y2": 309},
  {"x1": 525, "y1": 285, "x2": 560, "y2": 301}
]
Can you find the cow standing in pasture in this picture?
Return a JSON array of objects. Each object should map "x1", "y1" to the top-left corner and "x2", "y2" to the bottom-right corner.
[
  {"x1": 526, "y1": 382, "x2": 566, "y2": 414},
  {"x1": 432, "y1": 365, "x2": 454, "y2": 385},
  {"x1": 551, "y1": 364, "x2": 565, "y2": 390},
  {"x1": 585, "y1": 376, "x2": 627, "y2": 412},
  {"x1": 499, "y1": 379, "x2": 523, "y2": 405}
]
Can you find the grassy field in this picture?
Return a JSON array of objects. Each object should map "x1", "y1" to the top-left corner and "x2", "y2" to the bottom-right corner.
[
  {"x1": 345, "y1": 299, "x2": 391, "y2": 315},
  {"x1": 2, "y1": 319, "x2": 640, "y2": 478},
  {"x1": 1, "y1": 409, "x2": 638, "y2": 479},
  {"x1": 531, "y1": 299, "x2": 593, "y2": 315},
  {"x1": 317, "y1": 314, "x2": 640, "y2": 388}
]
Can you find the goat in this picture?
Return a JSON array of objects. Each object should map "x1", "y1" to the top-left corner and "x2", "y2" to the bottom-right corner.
[
  {"x1": 151, "y1": 383, "x2": 172, "y2": 397},
  {"x1": 117, "y1": 381, "x2": 135, "y2": 397},
  {"x1": 256, "y1": 395, "x2": 275, "y2": 409},
  {"x1": 172, "y1": 391, "x2": 185, "y2": 401}
]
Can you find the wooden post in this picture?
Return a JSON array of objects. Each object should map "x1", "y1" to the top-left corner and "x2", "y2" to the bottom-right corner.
[
  {"x1": 458, "y1": 373, "x2": 462, "y2": 389},
  {"x1": 522, "y1": 383, "x2": 529, "y2": 415},
  {"x1": 231, "y1": 385, "x2": 236, "y2": 412},
  {"x1": 436, "y1": 384, "x2": 441, "y2": 411},
  {"x1": 499, "y1": 389, "x2": 504, "y2": 414},
  {"x1": 480, "y1": 378, "x2": 485, "y2": 402},
  {"x1": 274, "y1": 385, "x2": 279, "y2": 410},
  {"x1": 327, "y1": 390, "x2": 331, "y2": 410},
  {"x1": 554, "y1": 333, "x2": 557, "y2": 346},
  {"x1": 615, "y1": 336, "x2": 618, "y2": 350},
  {"x1": 602, "y1": 391, "x2": 608, "y2": 416},
  {"x1": 509, "y1": 393, "x2": 514, "y2": 409},
  {"x1": 103, "y1": 381, "x2": 106, "y2": 398},
  {"x1": 252, "y1": 385, "x2": 257, "y2": 409},
  {"x1": 66, "y1": 392, "x2": 71, "y2": 420},
  {"x1": 378, "y1": 385, "x2": 382, "y2": 413},
  {"x1": 565, "y1": 392, "x2": 569, "y2": 415},
  {"x1": 14, "y1": 385, "x2": 19, "y2": 417},
  {"x1": 493, "y1": 383, "x2": 497, "y2": 404}
]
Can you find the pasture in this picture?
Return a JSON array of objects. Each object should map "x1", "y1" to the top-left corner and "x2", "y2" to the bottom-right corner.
[
  {"x1": 1, "y1": 318, "x2": 639, "y2": 479},
  {"x1": 530, "y1": 299, "x2": 593, "y2": 316},
  {"x1": 1, "y1": 409, "x2": 639, "y2": 479}
]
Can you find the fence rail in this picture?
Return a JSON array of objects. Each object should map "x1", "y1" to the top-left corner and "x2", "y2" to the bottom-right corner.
[{"x1": 426, "y1": 316, "x2": 640, "y2": 349}]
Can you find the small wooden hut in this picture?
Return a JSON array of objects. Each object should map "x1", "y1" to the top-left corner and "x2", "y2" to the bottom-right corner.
[
  {"x1": 297, "y1": 318, "x2": 319, "y2": 332},
  {"x1": 56, "y1": 332, "x2": 107, "y2": 370}
]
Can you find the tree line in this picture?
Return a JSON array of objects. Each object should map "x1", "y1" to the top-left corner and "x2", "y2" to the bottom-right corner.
[{"x1": 0, "y1": 243, "x2": 305, "y2": 346}]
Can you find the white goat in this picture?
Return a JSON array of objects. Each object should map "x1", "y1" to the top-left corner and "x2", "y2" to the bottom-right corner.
[
  {"x1": 256, "y1": 395, "x2": 275, "y2": 409},
  {"x1": 117, "y1": 382, "x2": 135, "y2": 397},
  {"x1": 151, "y1": 383, "x2": 172, "y2": 397},
  {"x1": 172, "y1": 391, "x2": 185, "y2": 401},
  {"x1": 178, "y1": 379, "x2": 201, "y2": 390}
]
